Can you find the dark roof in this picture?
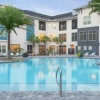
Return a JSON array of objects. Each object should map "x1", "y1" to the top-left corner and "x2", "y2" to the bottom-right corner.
[
  {"x1": 73, "y1": 5, "x2": 88, "y2": 11},
  {"x1": 22, "y1": 10, "x2": 77, "y2": 20},
  {"x1": 0, "y1": 4, "x2": 77, "y2": 20}
]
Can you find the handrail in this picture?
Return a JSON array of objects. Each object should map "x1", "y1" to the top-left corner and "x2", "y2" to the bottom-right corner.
[{"x1": 56, "y1": 66, "x2": 62, "y2": 97}]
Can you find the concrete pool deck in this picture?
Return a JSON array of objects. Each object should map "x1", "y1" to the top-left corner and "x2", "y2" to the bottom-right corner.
[{"x1": 0, "y1": 91, "x2": 100, "y2": 100}]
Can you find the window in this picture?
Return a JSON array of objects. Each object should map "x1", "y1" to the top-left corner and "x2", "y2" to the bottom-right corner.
[
  {"x1": 83, "y1": 16, "x2": 91, "y2": 25},
  {"x1": 0, "y1": 31, "x2": 7, "y2": 37},
  {"x1": 89, "y1": 46, "x2": 92, "y2": 50},
  {"x1": 79, "y1": 31, "x2": 87, "y2": 41},
  {"x1": 59, "y1": 34, "x2": 66, "y2": 42},
  {"x1": 10, "y1": 44, "x2": 20, "y2": 53},
  {"x1": 27, "y1": 45, "x2": 32, "y2": 54},
  {"x1": 53, "y1": 24, "x2": 56, "y2": 29},
  {"x1": 2, "y1": 45, "x2": 6, "y2": 53},
  {"x1": 84, "y1": 46, "x2": 87, "y2": 50},
  {"x1": 72, "y1": 33, "x2": 77, "y2": 41},
  {"x1": 48, "y1": 24, "x2": 51, "y2": 29},
  {"x1": 0, "y1": 45, "x2": 6, "y2": 53},
  {"x1": 88, "y1": 30, "x2": 96, "y2": 41},
  {"x1": 39, "y1": 21, "x2": 46, "y2": 30},
  {"x1": 72, "y1": 19, "x2": 77, "y2": 29},
  {"x1": 59, "y1": 21, "x2": 66, "y2": 31},
  {"x1": 78, "y1": 46, "x2": 81, "y2": 50}
]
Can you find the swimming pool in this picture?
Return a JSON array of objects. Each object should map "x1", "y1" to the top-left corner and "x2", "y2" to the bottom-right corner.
[{"x1": 0, "y1": 57, "x2": 100, "y2": 91}]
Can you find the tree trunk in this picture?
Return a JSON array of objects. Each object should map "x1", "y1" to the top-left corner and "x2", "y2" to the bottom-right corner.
[
  {"x1": 44, "y1": 42, "x2": 46, "y2": 54},
  {"x1": 33, "y1": 43, "x2": 35, "y2": 55},
  {"x1": 7, "y1": 30, "x2": 11, "y2": 59}
]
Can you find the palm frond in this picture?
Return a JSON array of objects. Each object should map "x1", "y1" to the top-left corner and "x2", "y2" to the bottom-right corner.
[
  {"x1": 0, "y1": 5, "x2": 32, "y2": 31},
  {"x1": 12, "y1": 28, "x2": 17, "y2": 35},
  {"x1": 0, "y1": 28, "x2": 6, "y2": 35},
  {"x1": 88, "y1": 0, "x2": 100, "y2": 14}
]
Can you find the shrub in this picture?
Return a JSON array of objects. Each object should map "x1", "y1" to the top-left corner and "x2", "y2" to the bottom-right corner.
[
  {"x1": 77, "y1": 51, "x2": 84, "y2": 57},
  {"x1": 23, "y1": 52, "x2": 28, "y2": 57}
]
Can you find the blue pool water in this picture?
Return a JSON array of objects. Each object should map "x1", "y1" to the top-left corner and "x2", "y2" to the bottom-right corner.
[{"x1": 0, "y1": 57, "x2": 100, "y2": 91}]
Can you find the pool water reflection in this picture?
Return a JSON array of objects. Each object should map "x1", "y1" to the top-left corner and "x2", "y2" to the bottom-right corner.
[{"x1": 0, "y1": 57, "x2": 100, "y2": 91}]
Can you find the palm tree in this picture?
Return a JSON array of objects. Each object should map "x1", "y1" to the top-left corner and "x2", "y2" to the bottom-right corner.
[
  {"x1": 53, "y1": 37, "x2": 62, "y2": 44},
  {"x1": 29, "y1": 35, "x2": 39, "y2": 54},
  {"x1": 40, "y1": 35, "x2": 50, "y2": 53},
  {"x1": 0, "y1": 5, "x2": 32, "y2": 59},
  {"x1": 88, "y1": 0, "x2": 100, "y2": 14}
]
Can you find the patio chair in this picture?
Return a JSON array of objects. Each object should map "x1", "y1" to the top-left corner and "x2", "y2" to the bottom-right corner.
[
  {"x1": 10, "y1": 52, "x2": 14, "y2": 56},
  {"x1": 54, "y1": 51, "x2": 59, "y2": 56},
  {"x1": 84, "y1": 52, "x2": 89, "y2": 56},
  {"x1": 2, "y1": 53, "x2": 7, "y2": 57},
  {"x1": 90, "y1": 52, "x2": 96, "y2": 57},
  {"x1": 0, "y1": 53, "x2": 2, "y2": 57},
  {"x1": 16, "y1": 52, "x2": 20, "y2": 56},
  {"x1": 30, "y1": 52, "x2": 35, "y2": 56}
]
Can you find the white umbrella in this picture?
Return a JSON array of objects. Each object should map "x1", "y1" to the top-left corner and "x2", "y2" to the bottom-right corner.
[
  {"x1": 48, "y1": 42, "x2": 58, "y2": 46},
  {"x1": 48, "y1": 42, "x2": 59, "y2": 55}
]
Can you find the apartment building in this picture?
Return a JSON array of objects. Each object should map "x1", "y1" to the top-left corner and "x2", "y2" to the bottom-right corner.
[{"x1": 0, "y1": 5, "x2": 100, "y2": 55}]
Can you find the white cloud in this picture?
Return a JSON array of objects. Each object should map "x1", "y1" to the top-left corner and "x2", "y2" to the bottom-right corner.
[{"x1": 1, "y1": 0, "x2": 90, "y2": 15}]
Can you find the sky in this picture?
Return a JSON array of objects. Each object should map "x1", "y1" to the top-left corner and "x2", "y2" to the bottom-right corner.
[{"x1": 0, "y1": 0, "x2": 90, "y2": 15}]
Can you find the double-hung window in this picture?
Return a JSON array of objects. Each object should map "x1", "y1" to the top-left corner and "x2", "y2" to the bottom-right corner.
[
  {"x1": 83, "y1": 16, "x2": 91, "y2": 25},
  {"x1": 59, "y1": 34, "x2": 66, "y2": 42},
  {"x1": 39, "y1": 21, "x2": 46, "y2": 31},
  {"x1": 72, "y1": 33, "x2": 77, "y2": 41},
  {"x1": 88, "y1": 30, "x2": 96, "y2": 41},
  {"x1": 79, "y1": 31, "x2": 87, "y2": 41},
  {"x1": 59, "y1": 21, "x2": 66, "y2": 31},
  {"x1": 72, "y1": 19, "x2": 77, "y2": 29}
]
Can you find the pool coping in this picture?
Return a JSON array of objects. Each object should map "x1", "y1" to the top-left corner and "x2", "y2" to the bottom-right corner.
[{"x1": 0, "y1": 55, "x2": 100, "y2": 63}]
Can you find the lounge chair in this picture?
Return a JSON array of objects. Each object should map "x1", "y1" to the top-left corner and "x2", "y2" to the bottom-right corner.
[
  {"x1": 10, "y1": 53, "x2": 14, "y2": 56},
  {"x1": 54, "y1": 52, "x2": 59, "y2": 56},
  {"x1": 16, "y1": 52, "x2": 20, "y2": 56},
  {"x1": 20, "y1": 52, "x2": 23, "y2": 56},
  {"x1": 90, "y1": 52, "x2": 96, "y2": 57},
  {"x1": 30, "y1": 52, "x2": 35, "y2": 56},
  {"x1": 84, "y1": 52, "x2": 89, "y2": 56},
  {"x1": 2, "y1": 53, "x2": 7, "y2": 57},
  {"x1": 0, "y1": 53, "x2": 2, "y2": 57}
]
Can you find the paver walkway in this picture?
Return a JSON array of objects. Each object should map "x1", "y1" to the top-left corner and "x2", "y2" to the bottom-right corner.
[{"x1": 0, "y1": 92, "x2": 100, "y2": 100}]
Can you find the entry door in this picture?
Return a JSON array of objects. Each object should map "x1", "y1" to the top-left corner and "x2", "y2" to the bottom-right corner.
[
  {"x1": 27, "y1": 45, "x2": 32, "y2": 54},
  {"x1": 59, "y1": 45, "x2": 66, "y2": 54}
]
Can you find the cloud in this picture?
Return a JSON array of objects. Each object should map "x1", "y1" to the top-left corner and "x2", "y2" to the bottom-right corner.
[{"x1": 0, "y1": 0, "x2": 90, "y2": 15}]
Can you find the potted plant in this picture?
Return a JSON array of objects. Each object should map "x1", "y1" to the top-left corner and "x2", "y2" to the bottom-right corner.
[{"x1": 77, "y1": 51, "x2": 84, "y2": 57}]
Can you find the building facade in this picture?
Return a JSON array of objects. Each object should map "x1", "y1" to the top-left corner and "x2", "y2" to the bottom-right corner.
[{"x1": 0, "y1": 5, "x2": 100, "y2": 55}]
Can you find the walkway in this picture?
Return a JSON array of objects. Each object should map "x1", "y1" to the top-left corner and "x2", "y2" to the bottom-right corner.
[{"x1": 0, "y1": 91, "x2": 100, "y2": 100}]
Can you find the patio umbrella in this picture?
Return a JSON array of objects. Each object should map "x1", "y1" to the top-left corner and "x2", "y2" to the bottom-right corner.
[{"x1": 48, "y1": 43, "x2": 59, "y2": 55}]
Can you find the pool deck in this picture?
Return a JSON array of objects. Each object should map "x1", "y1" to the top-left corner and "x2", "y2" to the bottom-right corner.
[{"x1": 0, "y1": 91, "x2": 100, "y2": 100}]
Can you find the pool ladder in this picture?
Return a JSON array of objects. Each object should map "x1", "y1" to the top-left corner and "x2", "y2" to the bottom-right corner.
[{"x1": 56, "y1": 66, "x2": 62, "y2": 97}]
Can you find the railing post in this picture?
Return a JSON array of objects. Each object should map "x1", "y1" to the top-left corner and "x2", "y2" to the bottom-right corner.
[
  {"x1": 56, "y1": 66, "x2": 63, "y2": 97},
  {"x1": 60, "y1": 71, "x2": 62, "y2": 97}
]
